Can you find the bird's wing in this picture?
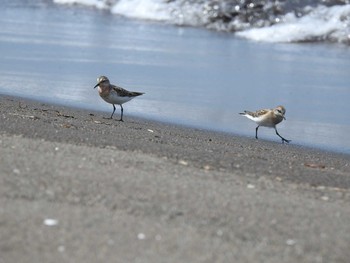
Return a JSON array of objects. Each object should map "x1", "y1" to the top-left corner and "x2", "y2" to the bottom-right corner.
[
  {"x1": 111, "y1": 85, "x2": 143, "y2": 97},
  {"x1": 253, "y1": 109, "x2": 270, "y2": 118},
  {"x1": 241, "y1": 109, "x2": 269, "y2": 118}
]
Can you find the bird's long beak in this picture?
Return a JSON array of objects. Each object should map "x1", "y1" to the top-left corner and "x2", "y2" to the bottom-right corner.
[
  {"x1": 283, "y1": 116, "x2": 286, "y2": 120},
  {"x1": 93, "y1": 83, "x2": 100, "y2": 89}
]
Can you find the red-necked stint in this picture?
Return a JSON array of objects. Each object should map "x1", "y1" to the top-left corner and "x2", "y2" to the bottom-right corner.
[
  {"x1": 239, "y1": 105, "x2": 291, "y2": 143},
  {"x1": 94, "y1": 76, "x2": 144, "y2": 121}
]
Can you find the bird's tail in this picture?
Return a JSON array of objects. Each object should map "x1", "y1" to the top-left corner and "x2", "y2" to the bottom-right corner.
[
  {"x1": 131, "y1": 92, "x2": 144, "y2": 96},
  {"x1": 239, "y1": 111, "x2": 248, "y2": 115}
]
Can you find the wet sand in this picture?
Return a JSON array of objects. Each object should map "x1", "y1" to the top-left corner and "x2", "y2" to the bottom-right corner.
[{"x1": 1, "y1": 95, "x2": 350, "y2": 262}]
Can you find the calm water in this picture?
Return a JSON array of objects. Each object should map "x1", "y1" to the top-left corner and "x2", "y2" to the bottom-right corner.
[{"x1": 1, "y1": 2, "x2": 350, "y2": 154}]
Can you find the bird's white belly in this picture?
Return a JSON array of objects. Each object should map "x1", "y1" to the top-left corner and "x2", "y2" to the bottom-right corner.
[
  {"x1": 248, "y1": 115, "x2": 276, "y2": 127},
  {"x1": 102, "y1": 93, "x2": 132, "y2": 105}
]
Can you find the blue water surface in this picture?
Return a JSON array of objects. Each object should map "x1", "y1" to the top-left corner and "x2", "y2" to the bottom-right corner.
[{"x1": 1, "y1": 1, "x2": 350, "y2": 154}]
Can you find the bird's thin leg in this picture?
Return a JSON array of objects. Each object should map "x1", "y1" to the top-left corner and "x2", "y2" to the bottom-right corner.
[
  {"x1": 119, "y1": 105, "x2": 124, "y2": 122},
  {"x1": 110, "y1": 104, "x2": 116, "y2": 119},
  {"x1": 255, "y1": 126, "x2": 259, "y2": 139},
  {"x1": 275, "y1": 127, "x2": 291, "y2": 144},
  {"x1": 104, "y1": 104, "x2": 116, "y2": 119}
]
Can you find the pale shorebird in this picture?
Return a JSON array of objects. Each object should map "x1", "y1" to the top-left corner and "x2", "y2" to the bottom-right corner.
[
  {"x1": 93, "y1": 76, "x2": 144, "y2": 121},
  {"x1": 239, "y1": 105, "x2": 291, "y2": 143}
]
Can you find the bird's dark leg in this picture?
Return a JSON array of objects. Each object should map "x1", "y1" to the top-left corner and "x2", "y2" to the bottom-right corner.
[
  {"x1": 119, "y1": 105, "x2": 124, "y2": 122},
  {"x1": 275, "y1": 127, "x2": 291, "y2": 144},
  {"x1": 104, "y1": 104, "x2": 116, "y2": 119},
  {"x1": 110, "y1": 104, "x2": 116, "y2": 119},
  {"x1": 255, "y1": 126, "x2": 259, "y2": 139}
]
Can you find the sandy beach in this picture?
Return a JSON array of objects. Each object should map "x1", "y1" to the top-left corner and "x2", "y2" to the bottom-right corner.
[{"x1": 1, "y1": 95, "x2": 350, "y2": 262}]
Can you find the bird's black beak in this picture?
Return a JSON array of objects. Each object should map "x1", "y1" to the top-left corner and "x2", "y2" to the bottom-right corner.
[
  {"x1": 93, "y1": 83, "x2": 100, "y2": 89},
  {"x1": 283, "y1": 116, "x2": 286, "y2": 120}
]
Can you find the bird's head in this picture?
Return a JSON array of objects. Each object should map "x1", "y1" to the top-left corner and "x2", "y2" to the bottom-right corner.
[
  {"x1": 274, "y1": 105, "x2": 286, "y2": 120},
  {"x1": 93, "y1": 76, "x2": 110, "y2": 89}
]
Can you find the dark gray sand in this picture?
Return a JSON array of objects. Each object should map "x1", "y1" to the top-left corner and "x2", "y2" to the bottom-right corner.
[{"x1": 1, "y1": 95, "x2": 350, "y2": 262}]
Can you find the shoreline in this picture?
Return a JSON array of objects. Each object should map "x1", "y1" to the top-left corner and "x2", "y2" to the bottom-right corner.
[
  {"x1": 4, "y1": 91, "x2": 348, "y2": 156},
  {"x1": 1, "y1": 94, "x2": 349, "y2": 188},
  {"x1": 1, "y1": 94, "x2": 350, "y2": 262}
]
